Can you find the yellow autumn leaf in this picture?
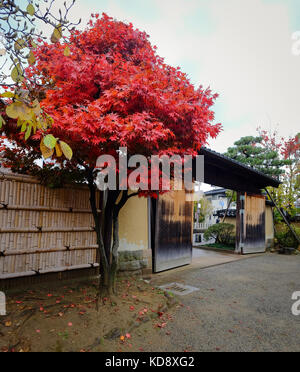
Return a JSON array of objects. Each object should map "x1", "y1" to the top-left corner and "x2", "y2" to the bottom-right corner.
[
  {"x1": 51, "y1": 25, "x2": 62, "y2": 43},
  {"x1": 60, "y1": 141, "x2": 73, "y2": 160},
  {"x1": 55, "y1": 143, "x2": 63, "y2": 157},
  {"x1": 40, "y1": 139, "x2": 54, "y2": 159},
  {"x1": 21, "y1": 104, "x2": 32, "y2": 120},
  {"x1": 6, "y1": 102, "x2": 34, "y2": 121},
  {"x1": 21, "y1": 122, "x2": 27, "y2": 132},
  {"x1": 38, "y1": 117, "x2": 48, "y2": 130},
  {"x1": 24, "y1": 124, "x2": 32, "y2": 141},
  {"x1": 44, "y1": 134, "x2": 57, "y2": 149},
  {"x1": 32, "y1": 99, "x2": 41, "y2": 116},
  {"x1": 64, "y1": 46, "x2": 71, "y2": 57},
  {"x1": 0, "y1": 115, "x2": 5, "y2": 129},
  {"x1": 26, "y1": 4, "x2": 35, "y2": 16},
  {"x1": 11, "y1": 66, "x2": 20, "y2": 82},
  {"x1": 1, "y1": 92, "x2": 15, "y2": 99},
  {"x1": 11, "y1": 64, "x2": 23, "y2": 83},
  {"x1": 32, "y1": 120, "x2": 37, "y2": 134},
  {"x1": 6, "y1": 103, "x2": 19, "y2": 119},
  {"x1": 18, "y1": 105, "x2": 33, "y2": 121},
  {"x1": 28, "y1": 51, "x2": 36, "y2": 65},
  {"x1": 14, "y1": 38, "x2": 26, "y2": 51}
]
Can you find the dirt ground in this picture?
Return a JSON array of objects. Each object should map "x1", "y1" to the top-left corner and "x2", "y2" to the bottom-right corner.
[{"x1": 0, "y1": 277, "x2": 178, "y2": 352}]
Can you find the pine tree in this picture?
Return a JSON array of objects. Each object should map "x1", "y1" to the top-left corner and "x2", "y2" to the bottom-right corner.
[{"x1": 225, "y1": 136, "x2": 289, "y2": 178}]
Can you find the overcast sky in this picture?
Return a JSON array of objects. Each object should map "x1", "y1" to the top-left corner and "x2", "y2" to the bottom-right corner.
[
  {"x1": 63, "y1": 0, "x2": 300, "y2": 153},
  {"x1": 2, "y1": 0, "x2": 299, "y2": 154}
]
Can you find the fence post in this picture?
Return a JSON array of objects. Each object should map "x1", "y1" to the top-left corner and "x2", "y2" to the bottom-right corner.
[{"x1": 0, "y1": 292, "x2": 6, "y2": 316}]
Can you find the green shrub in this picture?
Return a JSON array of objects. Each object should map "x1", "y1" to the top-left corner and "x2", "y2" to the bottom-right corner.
[
  {"x1": 204, "y1": 223, "x2": 235, "y2": 246},
  {"x1": 275, "y1": 226, "x2": 300, "y2": 248}
]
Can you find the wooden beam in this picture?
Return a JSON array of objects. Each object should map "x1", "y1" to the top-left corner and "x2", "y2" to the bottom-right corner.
[
  {"x1": 202, "y1": 160, "x2": 262, "y2": 193},
  {"x1": 0, "y1": 205, "x2": 100, "y2": 213},
  {"x1": 0, "y1": 227, "x2": 95, "y2": 233},
  {"x1": 0, "y1": 245, "x2": 98, "y2": 257}
]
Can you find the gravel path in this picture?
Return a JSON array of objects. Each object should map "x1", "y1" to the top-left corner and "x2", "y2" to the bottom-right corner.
[{"x1": 148, "y1": 253, "x2": 300, "y2": 352}]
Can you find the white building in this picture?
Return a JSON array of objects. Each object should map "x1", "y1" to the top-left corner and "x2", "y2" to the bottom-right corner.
[
  {"x1": 193, "y1": 188, "x2": 236, "y2": 246},
  {"x1": 204, "y1": 188, "x2": 236, "y2": 225}
]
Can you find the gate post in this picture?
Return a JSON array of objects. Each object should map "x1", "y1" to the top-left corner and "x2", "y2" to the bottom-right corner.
[
  {"x1": 0, "y1": 291, "x2": 6, "y2": 316},
  {"x1": 235, "y1": 192, "x2": 245, "y2": 254}
]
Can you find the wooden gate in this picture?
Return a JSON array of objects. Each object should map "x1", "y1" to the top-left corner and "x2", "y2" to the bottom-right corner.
[
  {"x1": 236, "y1": 193, "x2": 266, "y2": 254},
  {"x1": 153, "y1": 190, "x2": 193, "y2": 272}
]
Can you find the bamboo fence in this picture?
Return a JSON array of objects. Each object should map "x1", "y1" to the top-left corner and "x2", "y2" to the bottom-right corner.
[{"x1": 0, "y1": 172, "x2": 100, "y2": 280}]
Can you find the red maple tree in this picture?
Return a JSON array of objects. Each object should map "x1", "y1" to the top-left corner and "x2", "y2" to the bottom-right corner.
[
  {"x1": 0, "y1": 14, "x2": 221, "y2": 295},
  {"x1": 258, "y1": 127, "x2": 299, "y2": 215}
]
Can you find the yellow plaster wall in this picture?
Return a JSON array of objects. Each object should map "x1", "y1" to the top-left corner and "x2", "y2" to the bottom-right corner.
[
  {"x1": 118, "y1": 195, "x2": 149, "y2": 252},
  {"x1": 265, "y1": 205, "x2": 274, "y2": 241},
  {"x1": 224, "y1": 217, "x2": 237, "y2": 232}
]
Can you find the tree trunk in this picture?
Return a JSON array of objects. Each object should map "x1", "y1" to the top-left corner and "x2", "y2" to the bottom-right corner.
[
  {"x1": 221, "y1": 192, "x2": 234, "y2": 224},
  {"x1": 87, "y1": 173, "x2": 138, "y2": 298},
  {"x1": 87, "y1": 171, "x2": 112, "y2": 298},
  {"x1": 108, "y1": 190, "x2": 130, "y2": 294},
  {"x1": 110, "y1": 211, "x2": 120, "y2": 293}
]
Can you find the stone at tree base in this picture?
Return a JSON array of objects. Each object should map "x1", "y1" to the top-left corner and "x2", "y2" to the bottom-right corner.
[
  {"x1": 118, "y1": 250, "x2": 151, "y2": 274},
  {"x1": 119, "y1": 260, "x2": 143, "y2": 271}
]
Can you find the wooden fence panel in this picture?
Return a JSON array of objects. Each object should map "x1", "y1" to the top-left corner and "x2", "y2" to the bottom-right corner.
[{"x1": 0, "y1": 173, "x2": 100, "y2": 279}]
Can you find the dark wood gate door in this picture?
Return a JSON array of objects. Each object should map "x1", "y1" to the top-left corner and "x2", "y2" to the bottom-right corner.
[
  {"x1": 153, "y1": 190, "x2": 193, "y2": 273},
  {"x1": 236, "y1": 193, "x2": 266, "y2": 254}
]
